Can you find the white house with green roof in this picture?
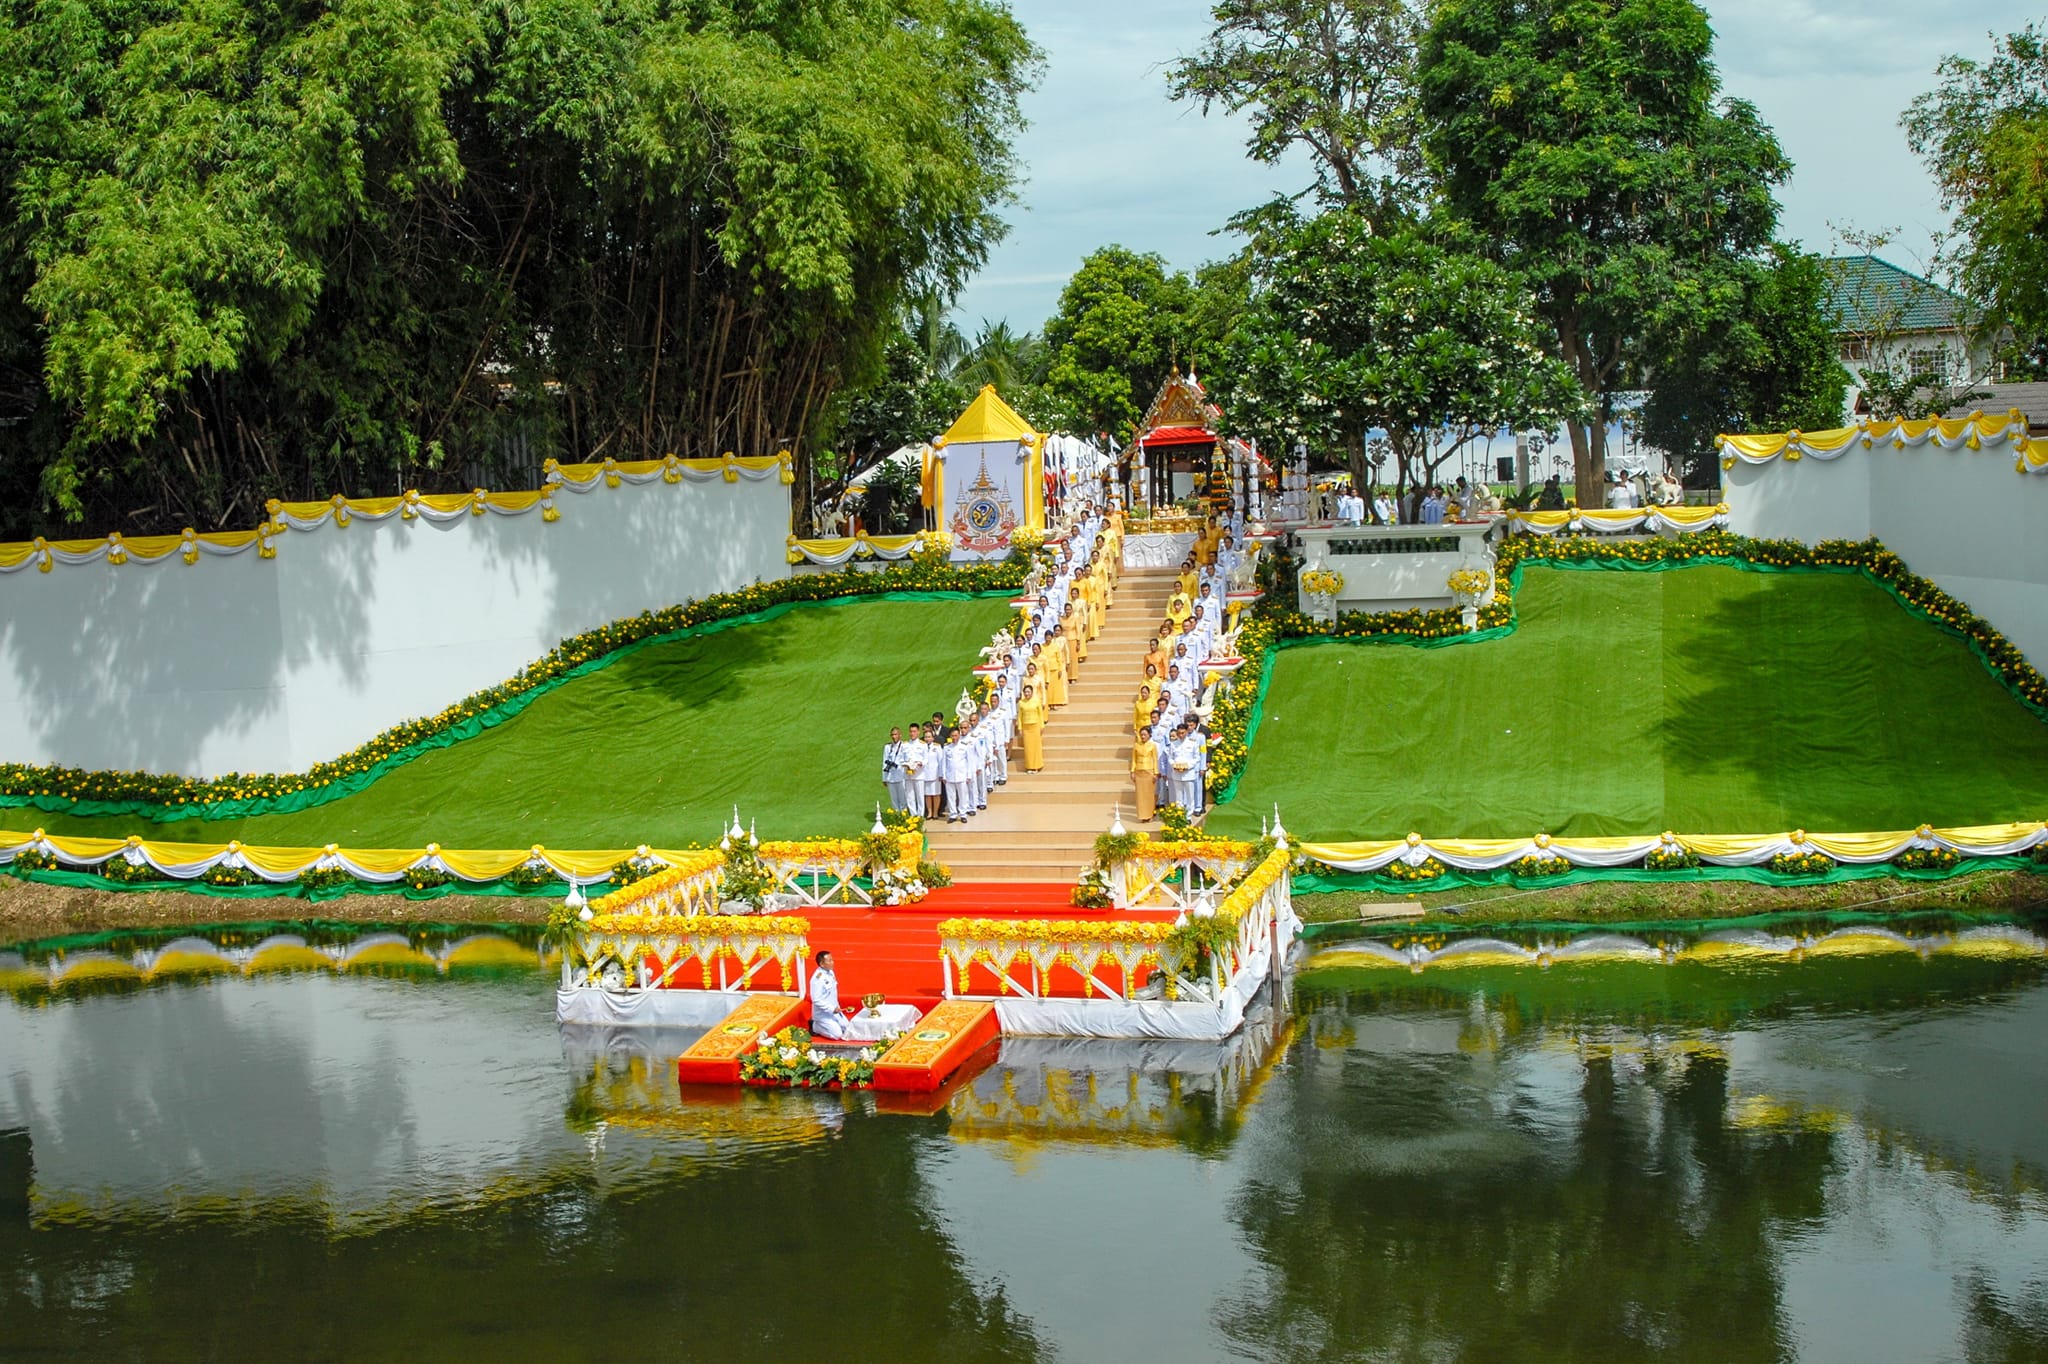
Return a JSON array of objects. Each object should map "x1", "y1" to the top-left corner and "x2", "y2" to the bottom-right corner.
[{"x1": 1823, "y1": 254, "x2": 1997, "y2": 416}]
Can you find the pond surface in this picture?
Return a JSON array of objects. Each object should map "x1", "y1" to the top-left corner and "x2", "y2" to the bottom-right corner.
[{"x1": 4, "y1": 916, "x2": 2048, "y2": 1362}]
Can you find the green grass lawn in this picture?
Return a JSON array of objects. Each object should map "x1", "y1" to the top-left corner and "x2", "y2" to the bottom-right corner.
[
  {"x1": 1207, "y1": 565, "x2": 2048, "y2": 841},
  {"x1": 31, "y1": 596, "x2": 1010, "y2": 848}
]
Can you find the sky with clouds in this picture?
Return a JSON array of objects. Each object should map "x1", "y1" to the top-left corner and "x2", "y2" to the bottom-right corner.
[{"x1": 952, "y1": 0, "x2": 2039, "y2": 332}]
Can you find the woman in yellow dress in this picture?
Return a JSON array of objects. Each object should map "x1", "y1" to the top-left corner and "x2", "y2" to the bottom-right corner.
[
  {"x1": 1041, "y1": 637, "x2": 1069, "y2": 707},
  {"x1": 1130, "y1": 724, "x2": 1159, "y2": 822},
  {"x1": 1062, "y1": 605, "x2": 1087, "y2": 666},
  {"x1": 1133, "y1": 664, "x2": 1161, "y2": 730},
  {"x1": 1017, "y1": 684, "x2": 1047, "y2": 772}
]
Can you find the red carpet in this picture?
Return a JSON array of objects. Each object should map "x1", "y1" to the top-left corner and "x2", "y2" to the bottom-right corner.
[{"x1": 797, "y1": 883, "x2": 1175, "y2": 1008}]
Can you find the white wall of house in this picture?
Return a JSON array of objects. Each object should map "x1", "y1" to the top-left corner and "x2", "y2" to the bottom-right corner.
[
  {"x1": 1723, "y1": 430, "x2": 2048, "y2": 673},
  {"x1": 0, "y1": 479, "x2": 791, "y2": 777}
]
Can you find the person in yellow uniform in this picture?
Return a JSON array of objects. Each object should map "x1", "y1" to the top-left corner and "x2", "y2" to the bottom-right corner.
[
  {"x1": 1166, "y1": 589, "x2": 1193, "y2": 634},
  {"x1": 1133, "y1": 664, "x2": 1161, "y2": 730},
  {"x1": 1130, "y1": 723, "x2": 1159, "y2": 822},
  {"x1": 1017, "y1": 683, "x2": 1047, "y2": 772},
  {"x1": 1063, "y1": 603, "x2": 1087, "y2": 665},
  {"x1": 1040, "y1": 636, "x2": 1068, "y2": 707},
  {"x1": 1143, "y1": 635, "x2": 1167, "y2": 677}
]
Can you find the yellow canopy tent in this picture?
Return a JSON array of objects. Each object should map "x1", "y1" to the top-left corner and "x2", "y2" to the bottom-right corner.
[{"x1": 927, "y1": 385, "x2": 1044, "y2": 559}]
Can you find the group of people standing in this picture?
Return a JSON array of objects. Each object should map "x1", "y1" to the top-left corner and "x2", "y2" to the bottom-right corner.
[
  {"x1": 879, "y1": 498, "x2": 1121, "y2": 821},
  {"x1": 1326, "y1": 479, "x2": 1497, "y2": 526},
  {"x1": 1128, "y1": 527, "x2": 1248, "y2": 824}
]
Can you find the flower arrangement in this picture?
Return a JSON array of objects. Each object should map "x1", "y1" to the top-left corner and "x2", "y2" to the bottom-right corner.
[
  {"x1": 916, "y1": 859, "x2": 953, "y2": 889},
  {"x1": 871, "y1": 866, "x2": 930, "y2": 905},
  {"x1": 1301, "y1": 568, "x2": 1345, "y2": 597},
  {"x1": 1642, "y1": 847, "x2": 1701, "y2": 872},
  {"x1": 2032, "y1": 843, "x2": 2048, "y2": 866},
  {"x1": 1385, "y1": 857, "x2": 1448, "y2": 883},
  {"x1": 506, "y1": 859, "x2": 559, "y2": 890},
  {"x1": 1892, "y1": 846, "x2": 1961, "y2": 873},
  {"x1": 585, "y1": 912, "x2": 810, "y2": 937},
  {"x1": 1068, "y1": 869, "x2": 1113, "y2": 908},
  {"x1": 403, "y1": 866, "x2": 453, "y2": 892},
  {"x1": 202, "y1": 863, "x2": 259, "y2": 887},
  {"x1": 608, "y1": 853, "x2": 667, "y2": 888},
  {"x1": 1157, "y1": 803, "x2": 1198, "y2": 839},
  {"x1": 1446, "y1": 567, "x2": 1492, "y2": 598},
  {"x1": 7, "y1": 849, "x2": 57, "y2": 873},
  {"x1": 718, "y1": 842, "x2": 776, "y2": 907},
  {"x1": 880, "y1": 807, "x2": 924, "y2": 835},
  {"x1": 98, "y1": 857, "x2": 164, "y2": 885},
  {"x1": 1093, "y1": 830, "x2": 1144, "y2": 868},
  {"x1": 1163, "y1": 911, "x2": 1240, "y2": 980},
  {"x1": 738, "y1": 1026, "x2": 887, "y2": 1089},
  {"x1": 1768, "y1": 851, "x2": 1835, "y2": 878},
  {"x1": 856, "y1": 831, "x2": 901, "y2": 871},
  {"x1": 938, "y1": 916, "x2": 1172, "y2": 945},
  {"x1": 0, "y1": 557, "x2": 1031, "y2": 819},
  {"x1": 1510, "y1": 853, "x2": 1571, "y2": 879},
  {"x1": 1009, "y1": 527, "x2": 1046, "y2": 555}
]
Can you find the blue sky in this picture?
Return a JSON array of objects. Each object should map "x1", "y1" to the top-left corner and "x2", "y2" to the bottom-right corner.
[{"x1": 953, "y1": 0, "x2": 2039, "y2": 332}]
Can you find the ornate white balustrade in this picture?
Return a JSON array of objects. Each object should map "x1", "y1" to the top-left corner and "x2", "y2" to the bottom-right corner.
[
  {"x1": 1109, "y1": 839, "x2": 1257, "y2": 911},
  {"x1": 564, "y1": 914, "x2": 812, "y2": 996}
]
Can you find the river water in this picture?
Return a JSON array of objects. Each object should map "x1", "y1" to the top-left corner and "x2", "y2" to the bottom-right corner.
[{"x1": 3, "y1": 915, "x2": 2047, "y2": 1361}]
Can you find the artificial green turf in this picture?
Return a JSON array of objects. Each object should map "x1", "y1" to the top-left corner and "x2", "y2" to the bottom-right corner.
[
  {"x1": 1206, "y1": 565, "x2": 2048, "y2": 840},
  {"x1": 32, "y1": 596, "x2": 1010, "y2": 847}
]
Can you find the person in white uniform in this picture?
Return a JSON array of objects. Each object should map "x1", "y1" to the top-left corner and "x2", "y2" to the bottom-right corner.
[
  {"x1": 882, "y1": 727, "x2": 909, "y2": 812},
  {"x1": 811, "y1": 950, "x2": 853, "y2": 1040},
  {"x1": 941, "y1": 734, "x2": 974, "y2": 822}
]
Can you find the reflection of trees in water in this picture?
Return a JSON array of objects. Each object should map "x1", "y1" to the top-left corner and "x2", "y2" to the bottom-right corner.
[
  {"x1": 1220, "y1": 997, "x2": 1835, "y2": 1361},
  {"x1": 0, "y1": 1116, "x2": 1046, "y2": 1360},
  {"x1": 1960, "y1": 1268, "x2": 2048, "y2": 1364}
]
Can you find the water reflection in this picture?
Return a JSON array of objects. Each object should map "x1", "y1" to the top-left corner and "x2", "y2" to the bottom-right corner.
[{"x1": 0, "y1": 915, "x2": 2044, "y2": 1360}]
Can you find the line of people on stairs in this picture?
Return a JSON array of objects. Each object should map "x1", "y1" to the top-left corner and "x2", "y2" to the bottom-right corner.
[{"x1": 878, "y1": 496, "x2": 1120, "y2": 820}]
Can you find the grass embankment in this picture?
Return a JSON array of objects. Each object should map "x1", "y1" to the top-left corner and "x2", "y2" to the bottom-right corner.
[
  {"x1": 1208, "y1": 565, "x2": 2048, "y2": 839},
  {"x1": 23, "y1": 596, "x2": 1009, "y2": 849}
]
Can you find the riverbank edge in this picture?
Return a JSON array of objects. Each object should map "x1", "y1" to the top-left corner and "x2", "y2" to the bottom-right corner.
[{"x1": 4, "y1": 863, "x2": 2045, "y2": 949}]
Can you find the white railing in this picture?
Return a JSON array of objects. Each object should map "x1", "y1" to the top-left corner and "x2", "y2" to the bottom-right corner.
[{"x1": 588, "y1": 852, "x2": 725, "y2": 917}]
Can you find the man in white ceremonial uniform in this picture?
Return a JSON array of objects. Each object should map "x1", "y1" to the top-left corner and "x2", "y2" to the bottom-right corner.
[
  {"x1": 941, "y1": 734, "x2": 973, "y2": 822},
  {"x1": 1190, "y1": 725, "x2": 1210, "y2": 814},
  {"x1": 811, "y1": 950, "x2": 854, "y2": 1040},
  {"x1": 882, "y1": 728, "x2": 909, "y2": 812}
]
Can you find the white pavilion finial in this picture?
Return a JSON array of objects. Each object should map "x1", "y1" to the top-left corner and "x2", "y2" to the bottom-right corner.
[{"x1": 1110, "y1": 804, "x2": 1125, "y2": 837}]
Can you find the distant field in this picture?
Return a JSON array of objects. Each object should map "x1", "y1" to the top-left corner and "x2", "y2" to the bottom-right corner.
[
  {"x1": 26, "y1": 596, "x2": 1011, "y2": 848},
  {"x1": 1206, "y1": 565, "x2": 2048, "y2": 840}
]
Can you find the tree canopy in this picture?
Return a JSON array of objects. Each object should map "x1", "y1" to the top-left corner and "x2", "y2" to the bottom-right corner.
[
  {"x1": 1039, "y1": 246, "x2": 1240, "y2": 437},
  {"x1": 0, "y1": 0, "x2": 1038, "y2": 537},
  {"x1": 1905, "y1": 22, "x2": 2048, "y2": 358},
  {"x1": 1167, "y1": 0, "x2": 1424, "y2": 222},
  {"x1": 1221, "y1": 209, "x2": 1580, "y2": 492},
  {"x1": 1417, "y1": 0, "x2": 1788, "y2": 498}
]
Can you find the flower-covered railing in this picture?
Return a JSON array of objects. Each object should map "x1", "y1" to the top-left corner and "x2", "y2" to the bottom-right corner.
[
  {"x1": 936, "y1": 917, "x2": 1171, "y2": 1002},
  {"x1": 940, "y1": 844, "x2": 1295, "y2": 1004},
  {"x1": 564, "y1": 913, "x2": 812, "y2": 996},
  {"x1": 1110, "y1": 838, "x2": 1258, "y2": 911},
  {"x1": 756, "y1": 833, "x2": 921, "y2": 906},
  {"x1": 588, "y1": 851, "x2": 726, "y2": 916}
]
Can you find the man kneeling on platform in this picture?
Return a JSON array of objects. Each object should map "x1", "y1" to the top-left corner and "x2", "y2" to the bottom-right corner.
[
  {"x1": 809, "y1": 950, "x2": 917, "y2": 1043},
  {"x1": 810, "y1": 950, "x2": 855, "y2": 1040}
]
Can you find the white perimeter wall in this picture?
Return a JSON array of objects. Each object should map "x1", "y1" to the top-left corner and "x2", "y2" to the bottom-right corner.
[
  {"x1": 1723, "y1": 437, "x2": 2048, "y2": 673},
  {"x1": 0, "y1": 479, "x2": 790, "y2": 777}
]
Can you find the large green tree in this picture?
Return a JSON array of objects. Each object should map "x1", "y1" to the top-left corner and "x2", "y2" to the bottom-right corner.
[
  {"x1": 1040, "y1": 246, "x2": 1234, "y2": 436},
  {"x1": 1168, "y1": 0, "x2": 1424, "y2": 223},
  {"x1": 1904, "y1": 22, "x2": 2048, "y2": 358},
  {"x1": 0, "y1": 0, "x2": 1038, "y2": 538},
  {"x1": 1638, "y1": 246, "x2": 1849, "y2": 483},
  {"x1": 1221, "y1": 210, "x2": 1580, "y2": 497},
  {"x1": 1417, "y1": 0, "x2": 1787, "y2": 503}
]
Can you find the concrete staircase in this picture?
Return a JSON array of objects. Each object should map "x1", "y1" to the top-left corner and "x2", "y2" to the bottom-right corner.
[{"x1": 922, "y1": 568, "x2": 1178, "y2": 883}]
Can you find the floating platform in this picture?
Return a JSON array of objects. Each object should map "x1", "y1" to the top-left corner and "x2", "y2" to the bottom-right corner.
[
  {"x1": 674, "y1": 995, "x2": 1002, "y2": 1093},
  {"x1": 871, "y1": 1001, "x2": 1001, "y2": 1093},
  {"x1": 675, "y1": 994, "x2": 810, "y2": 1085}
]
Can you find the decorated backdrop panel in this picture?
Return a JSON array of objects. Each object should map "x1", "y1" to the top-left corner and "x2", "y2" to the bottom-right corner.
[
  {"x1": 939, "y1": 440, "x2": 1032, "y2": 562},
  {"x1": 0, "y1": 470, "x2": 790, "y2": 777}
]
